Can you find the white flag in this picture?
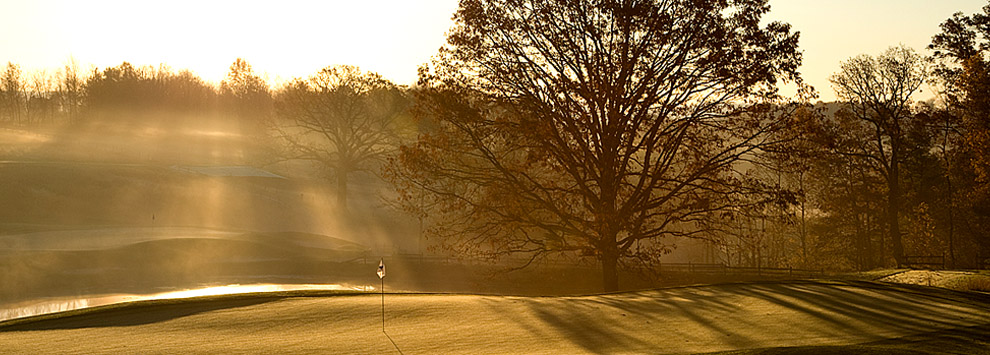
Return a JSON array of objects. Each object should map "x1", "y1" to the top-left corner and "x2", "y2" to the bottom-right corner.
[{"x1": 377, "y1": 259, "x2": 385, "y2": 279}]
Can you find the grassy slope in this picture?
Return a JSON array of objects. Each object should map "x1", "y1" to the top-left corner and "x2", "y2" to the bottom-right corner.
[
  {"x1": 1, "y1": 281, "x2": 988, "y2": 354},
  {"x1": 0, "y1": 162, "x2": 340, "y2": 232},
  {"x1": 0, "y1": 227, "x2": 373, "y2": 304},
  {"x1": 0, "y1": 122, "x2": 417, "y2": 250},
  {"x1": 879, "y1": 270, "x2": 990, "y2": 292}
]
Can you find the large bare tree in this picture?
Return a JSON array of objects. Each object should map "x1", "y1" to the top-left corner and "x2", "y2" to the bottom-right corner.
[
  {"x1": 275, "y1": 66, "x2": 408, "y2": 210},
  {"x1": 389, "y1": 0, "x2": 803, "y2": 291},
  {"x1": 829, "y1": 45, "x2": 927, "y2": 267}
]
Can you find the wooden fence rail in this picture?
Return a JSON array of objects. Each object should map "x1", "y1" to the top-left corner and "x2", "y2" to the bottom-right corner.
[
  {"x1": 366, "y1": 255, "x2": 826, "y2": 277},
  {"x1": 657, "y1": 263, "x2": 825, "y2": 277},
  {"x1": 903, "y1": 255, "x2": 945, "y2": 269}
]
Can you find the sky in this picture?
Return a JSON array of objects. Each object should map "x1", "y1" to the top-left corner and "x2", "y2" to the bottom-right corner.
[{"x1": 0, "y1": 0, "x2": 986, "y2": 101}]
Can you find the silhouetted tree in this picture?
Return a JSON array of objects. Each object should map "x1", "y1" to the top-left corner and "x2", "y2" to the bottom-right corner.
[
  {"x1": 83, "y1": 62, "x2": 219, "y2": 126},
  {"x1": 828, "y1": 46, "x2": 927, "y2": 267},
  {"x1": 56, "y1": 57, "x2": 85, "y2": 122},
  {"x1": 275, "y1": 66, "x2": 408, "y2": 210},
  {"x1": 1, "y1": 62, "x2": 27, "y2": 124},
  {"x1": 929, "y1": 2, "x2": 990, "y2": 263},
  {"x1": 220, "y1": 58, "x2": 271, "y2": 133},
  {"x1": 747, "y1": 104, "x2": 823, "y2": 269},
  {"x1": 160, "y1": 69, "x2": 218, "y2": 120},
  {"x1": 930, "y1": 2, "x2": 989, "y2": 96},
  {"x1": 27, "y1": 70, "x2": 57, "y2": 123},
  {"x1": 84, "y1": 62, "x2": 145, "y2": 120},
  {"x1": 389, "y1": 0, "x2": 802, "y2": 291}
]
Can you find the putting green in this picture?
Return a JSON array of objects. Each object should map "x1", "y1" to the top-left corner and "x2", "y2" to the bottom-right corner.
[{"x1": 1, "y1": 281, "x2": 988, "y2": 354}]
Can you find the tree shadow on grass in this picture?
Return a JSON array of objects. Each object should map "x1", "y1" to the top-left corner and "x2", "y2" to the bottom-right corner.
[
  {"x1": 0, "y1": 296, "x2": 280, "y2": 331},
  {"x1": 733, "y1": 281, "x2": 990, "y2": 337},
  {"x1": 481, "y1": 288, "x2": 746, "y2": 354},
  {"x1": 703, "y1": 322, "x2": 990, "y2": 355},
  {"x1": 863, "y1": 321, "x2": 990, "y2": 354},
  {"x1": 485, "y1": 280, "x2": 990, "y2": 354}
]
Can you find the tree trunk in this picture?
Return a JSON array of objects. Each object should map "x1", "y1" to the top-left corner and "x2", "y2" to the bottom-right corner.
[
  {"x1": 855, "y1": 213, "x2": 864, "y2": 270},
  {"x1": 889, "y1": 145, "x2": 905, "y2": 267},
  {"x1": 600, "y1": 234, "x2": 619, "y2": 292},
  {"x1": 944, "y1": 123, "x2": 955, "y2": 268},
  {"x1": 597, "y1": 127, "x2": 621, "y2": 292},
  {"x1": 865, "y1": 214, "x2": 875, "y2": 269},
  {"x1": 799, "y1": 171, "x2": 808, "y2": 267},
  {"x1": 337, "y1": 169, "x2": 348, "y2": 211}
]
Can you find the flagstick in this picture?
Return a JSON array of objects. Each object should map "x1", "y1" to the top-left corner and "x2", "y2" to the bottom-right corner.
[
  {"x1": 381, "y1": 275, "x2": 385, "y2": 332},
  {"x1": 378, "y1": 258, "x2": 386, "y2": 333},
  {"x1": 377, "y1": 259, "x2": 401, "y2": 353}
]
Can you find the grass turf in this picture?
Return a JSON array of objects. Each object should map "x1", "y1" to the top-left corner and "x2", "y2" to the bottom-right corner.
[{"x1": 1, "y1": 280, "x2": 988, "y2": 354}]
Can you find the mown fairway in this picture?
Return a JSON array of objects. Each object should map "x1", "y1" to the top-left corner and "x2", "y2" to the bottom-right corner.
[{"x1": 1, "y1": 281, "x2": 988, "y2": 354}]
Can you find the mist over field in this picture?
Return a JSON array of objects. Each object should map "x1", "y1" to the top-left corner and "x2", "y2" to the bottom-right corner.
[
  {"x1": 0, "y1": 114, "x2": 643, "y2": 316},
  {"x1": 0, "y1": 120, "x2": 372, "y2": 306}
]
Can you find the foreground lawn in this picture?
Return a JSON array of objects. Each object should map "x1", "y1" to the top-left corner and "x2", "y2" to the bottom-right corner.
[{"x1": 1, "y1": 280, "x2": 988, "y2": 354}]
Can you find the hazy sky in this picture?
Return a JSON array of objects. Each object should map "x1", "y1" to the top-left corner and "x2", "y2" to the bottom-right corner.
[{"x1": 0, "y1": 0, "x2": 985, "y2": 101}]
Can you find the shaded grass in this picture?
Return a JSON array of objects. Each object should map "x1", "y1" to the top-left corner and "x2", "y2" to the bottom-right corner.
[
  {"x1": 0, "y1": 289, "x2": 364, "y2": 331},
  {"x1": 0, "y1": 228, "x2": 371, "y2": 304},
  {"x1": 962, "y1": 276, "x2": 990, "y2": 292},
  {"x1": 707, "y1": 322, "x2": 990, "y2": 355}
]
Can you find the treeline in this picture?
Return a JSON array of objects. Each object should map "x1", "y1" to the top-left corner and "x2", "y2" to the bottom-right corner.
[
  {"x1": 724, "y1": 6, "x2": 990, "y2": 270},
  {"x1": 0, "y1": 56, "x2": 412, "y2": 213},
  {"x1": 0, "y1": 58, "x2": 273, "y2": 131},
  {"x1": 1, "y1": 1, "x2": 987, "y2": 283},
  {"x1": 0, "y1": 59, "x2": 84, "y2": 124},
  {"x1": 382, "y1": 0, "x2": 990, "y2": 287}
]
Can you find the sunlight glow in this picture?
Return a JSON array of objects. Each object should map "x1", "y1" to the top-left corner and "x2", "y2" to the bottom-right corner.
[
  {"x1": 0, "y1": 283, "x2": 369, "y2": 322},
  {"x1": 766, "y1": 0, "x2": 986, "y2": 101},
  {"x1": 2, "y1": 0, "x2": 984, "y2": 100},
  {"x1": 0, "y1": 0, "x2": 459, "y2": 85},
  {"x1": 185, "y1": 130, "x2": 243, "y2": 139},
  {"x1": 0, "y1": 128, "x2": 52, "y2": 144},
  {"x1": 147, "y1": 283, "x2": 364, "y2": 300}
]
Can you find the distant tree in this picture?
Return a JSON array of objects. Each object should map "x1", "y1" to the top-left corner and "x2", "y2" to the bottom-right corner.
[
  {"x1": 811, "y1": 102, "x2": 901, "y2": 269},
  {"x1": 27, "y1": 70, "x2": 57, "y2": 123},
  {"x1": 83, "y1": 62, "x2": 218, "y2": 125},
  {"x1": 749, "y1": 104, "x2": 824, "y2": 269},
  {"x1": 274, "y1": 65, "x2": 408, "y2": 210},
  {"x1": 220, "y1": 58, "x2": 271, "y2": 132},
  {"x1": 1, "y1": 62, "x2": 27, "y2": 124},
  {"x1": 828, "y1": 45, "x2": 927, "y2": 267},
  {"x1": 389, "y1": 0, "x2": 802, "y2": 291},
  {"x1": 897, "y1": 109, "x2": 950, "y2": 256},
  {"x1": 160, "y1": 69, "x2": 218, "y2": 120},
  {"x1": 84, "y1": 62, "x2": 144, "y2": 119},
  {"x1": 56, "y1": 57, "x2": 85, "y2": 122}
]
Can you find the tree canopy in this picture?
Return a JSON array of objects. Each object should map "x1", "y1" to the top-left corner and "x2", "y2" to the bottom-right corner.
[
  {"x1": 390, "y1": 0, "x2": 803, "y2": 291},
  {"x1": 828, "y1": 46, "x2": 928, "y2": 266},
  {"x1": 275, "y1": 65, "x2": 408, "y2": 209}
]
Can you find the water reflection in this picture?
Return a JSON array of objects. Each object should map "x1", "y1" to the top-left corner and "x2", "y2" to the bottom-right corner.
[{"x1": 0, "y1": 283, "x2": 369, "y2": 323}]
